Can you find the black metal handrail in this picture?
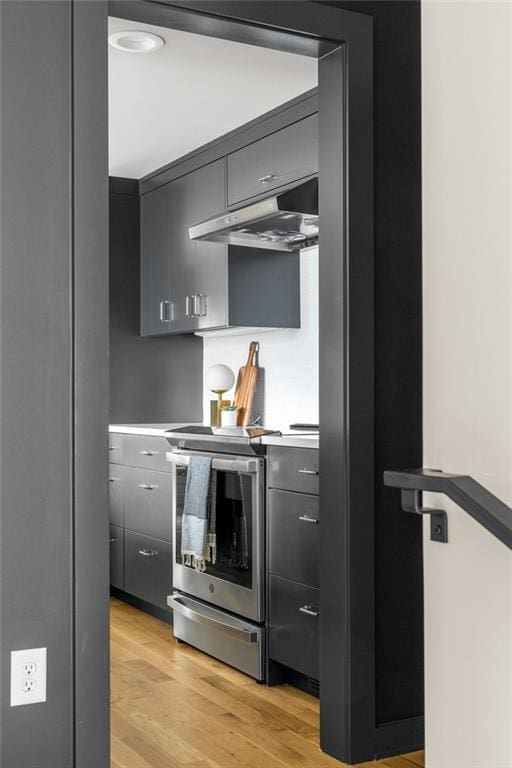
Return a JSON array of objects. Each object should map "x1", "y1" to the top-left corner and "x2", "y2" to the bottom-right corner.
[{"x1": 384, "y1": 468, "x2": 512, "y2": 549}]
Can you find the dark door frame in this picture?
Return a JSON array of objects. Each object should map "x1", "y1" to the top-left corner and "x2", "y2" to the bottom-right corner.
[
  {"x1": 105, "y1": 2, "x2": 375, "y2": 763},
  {"x1": 105, "y1": 0, "x2": 375, "y2": 762}
]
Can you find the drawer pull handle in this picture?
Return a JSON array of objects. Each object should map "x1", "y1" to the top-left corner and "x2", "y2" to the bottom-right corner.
[
  {"x1": 109, "y1": 477, "x2": 116, "y2": 483},
  {"x1": 109, "y1": 537, "x2": 117, "y2": 544},
  {"x1": 138, "y1": 483, "x2": 158, "y2": 491},
  {"x1": 258, "y1": 173, "x2": 279, "y2": 184},
  {"x1": 138, "y1": 548, "x2": 158, "y2": 557},
  {"x1": 108, "y1": 446, "x2": 115, "y2": 451},
  {"x1": 298, "y1": 515, "x2": 319, "y2": 524},
  {"x1": 138, "y1": 450, "x2": 158, "y2": 457},
  {"x1": 298, "y1": 468, "x2": 319, "y2": 476},
  {"x1": 299, "y1": 605, "x2": 319, "y2": 617}
]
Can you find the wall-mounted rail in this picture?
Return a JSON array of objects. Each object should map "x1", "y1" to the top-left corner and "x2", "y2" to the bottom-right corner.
[{"x1": 384, "y1": 469, "x2": 512, "y2": 549}]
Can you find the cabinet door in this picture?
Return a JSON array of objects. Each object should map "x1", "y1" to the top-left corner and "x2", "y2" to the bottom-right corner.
[
  {"x1": 140, "y1": 185, "x2": 171, "y2": 336},
  {"x1": 267, "y1": 447, "x2": 319, "y2": 495},
  {"x1": 109, "y1": 524, "x2": 124, "y2": 590},
  {"x1": 124, "y1": 467, "x2": 172, "y2": 542},
  {"x1": 227, "y1": 114, "x2": 318, "y2": 206},
  {"x1": 268, "y1": 490, "x2": 319, "y2": 588},
  {"x1": 269, "y1": 575, "x2": 319, "y2": 680},
  {"x1": 124, "y1": 530, "x2": 171, "y2": 610},
  {"x1": 169, "y1": 159, "x2": 228, "y2": 333},
  {"x1": 108, "y1": 464, "x2": 125, "y2": 527}
]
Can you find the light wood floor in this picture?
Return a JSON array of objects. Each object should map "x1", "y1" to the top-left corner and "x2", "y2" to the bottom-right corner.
[{"x1": 110, "y1": 598, "x2": 425, "y2": 768}]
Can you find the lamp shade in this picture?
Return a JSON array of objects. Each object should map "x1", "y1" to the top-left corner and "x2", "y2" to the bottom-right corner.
[{"x1": 206, "y1": 364, "x2": 235, "y2": 393}]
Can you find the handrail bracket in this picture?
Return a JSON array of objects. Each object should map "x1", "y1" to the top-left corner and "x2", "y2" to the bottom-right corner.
[{"x1": 401, "y1": 489, "x2": 448, "y2": 543}]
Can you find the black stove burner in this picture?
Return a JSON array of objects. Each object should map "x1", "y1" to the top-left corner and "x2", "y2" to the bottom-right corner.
[{"x1": 170, "y1": 425, "x2": 213, "y2": 436}]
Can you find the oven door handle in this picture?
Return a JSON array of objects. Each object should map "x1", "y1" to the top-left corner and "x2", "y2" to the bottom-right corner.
[
  {"x1": 166, "y1": 451, "x2": 259, "y2": 474},
  {"x1": 168, "y1": 594, "x2": 259, "y2": 643}
]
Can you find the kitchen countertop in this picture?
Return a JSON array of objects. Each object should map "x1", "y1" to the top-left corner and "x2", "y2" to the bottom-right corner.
[
  {"x1": 262, "y1": 434, "x2": 319, "y2": 449},
  {"x1": 109, "y1": 423, "x2": 195, "y2": 437},
  {"x1": 109, "y1": 424, "x2": 319, "y2": 450}
]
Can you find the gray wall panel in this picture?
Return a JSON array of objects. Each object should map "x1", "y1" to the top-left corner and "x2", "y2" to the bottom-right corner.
[
  {"x1": 109, "y1": 190, "x2": 203, "y2": 424},
  {"x1": 0, "y1": 2, "x2": 73, "y2": 765},
  {"x1": 73, "y1": 2, "x2": 110, "y2": 766}
]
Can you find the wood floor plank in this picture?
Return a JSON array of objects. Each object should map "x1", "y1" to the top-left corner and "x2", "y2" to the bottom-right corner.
[
  {"x1": 401, "y1": 752, "x2": 425, "y2": 767},
  {"x1": 110, "y1": 598, "x2": 424, "y2": 768}
]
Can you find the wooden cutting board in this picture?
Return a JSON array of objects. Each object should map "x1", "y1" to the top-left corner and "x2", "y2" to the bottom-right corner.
[{"x1": 234, "y1": 341, "x2": 259, "y2": 426}]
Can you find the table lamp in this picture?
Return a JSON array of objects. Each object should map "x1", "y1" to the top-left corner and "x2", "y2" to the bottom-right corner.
[{"x1": 206, "y1": 364, "x2": 235, "y2": 426}]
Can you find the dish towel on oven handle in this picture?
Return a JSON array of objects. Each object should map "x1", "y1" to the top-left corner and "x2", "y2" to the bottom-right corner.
[
  {"x1": 181, "y1": 455, "x2": 212, "y2": 572},
  {"x1": 207, "y1": 469, "x2": 217, "y2": 565}
]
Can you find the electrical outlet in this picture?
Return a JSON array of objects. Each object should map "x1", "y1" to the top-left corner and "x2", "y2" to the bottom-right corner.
[{"x1": 10, "y1": 648, "x2": 46, "y2": 706}]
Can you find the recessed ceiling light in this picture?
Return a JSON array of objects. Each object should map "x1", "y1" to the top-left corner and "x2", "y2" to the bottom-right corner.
[{"x1": 109, "y1": 30, "x2": 165, "y2": 54}]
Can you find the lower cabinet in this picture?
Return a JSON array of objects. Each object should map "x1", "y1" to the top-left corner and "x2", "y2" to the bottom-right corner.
[
  {"x1": 108, "y1": 433, "x2": 173, "y2": 616},
  {"x1": 124, "y1": 530, "x2": 171, "y2": 612},
  {"x1": 109, "y1": 524, "x2": 124, "y2": 591},
  {"x1": 267, "y1": 446, "x2": 320, "y2": 684},
  {"x1": 269, "y1": 575, "x2": 319, "y2": 680}
]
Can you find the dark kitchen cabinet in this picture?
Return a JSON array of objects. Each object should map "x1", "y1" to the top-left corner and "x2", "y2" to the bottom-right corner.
[
  {"x1": 269, "y1": 575, "x2": 319, "y2": 680},
  {"x1": 267, "y1": 445, "x2": 320, "y2": 684},
  {"x1": 138, "y1": 98, "x2": 317, "y2": 337},
  {"x1": 227, "y1": 114, "x2": 318, "y2": 207},
  {"x1": 109, "y1": 524, "x2": 124, "y2": 591},
  {"x1": 108, "y1": 464, "x2": 125, "y2": 528},
  {"x1": 169, "y1": 159, "x2": 228, "y2": 333},
  {"x1": 124, "y1": 467, "x2": 172, "y2": 543},
  {"x1": 140, "y1": 184, "x2": 171, "y2": 336},
  {"x1": 123, "y1": 434, "x2": 171, "y2": 473},
  {"x1": 268, "y1": 490, "x2": 319, "y2": 589},
  {"x1": 108, "y1": 432, "x2": 172, "y2": 616},
  {"x1": 124, "y1": 530, "x2": 171, "y2": 611},
  {"x1": 268, "y1": 446, "x2": 319, "y2": 495}
]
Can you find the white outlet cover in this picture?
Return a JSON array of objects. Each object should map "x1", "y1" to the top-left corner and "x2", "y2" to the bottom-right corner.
[{"x1": 10, "y1": 648, "x2": 47, "y2": 706}]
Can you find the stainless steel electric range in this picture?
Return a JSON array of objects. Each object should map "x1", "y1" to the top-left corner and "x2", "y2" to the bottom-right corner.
[{"x1": 165, "y1": 425, "x2": 280, "y2": 680}]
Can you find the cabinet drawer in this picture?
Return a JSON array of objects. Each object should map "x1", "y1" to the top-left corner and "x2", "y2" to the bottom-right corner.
[
  {"x1": 269, "y1": 490, "x2": 319, "y2": 588},
  {"x1": 124, "y1": 531, "x2": 171, "y2": 611},
  {"x1": 123, "y1": 435, "x2": 170, "y2": 472},
  {"x1": 108, "y1": 432, "x2": 124, "y2": 465},
  {"x1": 269, "y1": 575, "x2": 319, "y2": 680},
  {"x1": 267, "y1": 447, "x2": 319, "y2": 495},
  {"x1": 109, "y1": 524, "x2": 124, "y2": 591},
  {"x1": 227, "y1": 114, "x2": 318, "y2": 206},
  {"x1": 108, "y1": 464, "x2": 125, "y2": 527},
  {"x1": 124, "y1": 468, "x2": 172, "y2": 542}
]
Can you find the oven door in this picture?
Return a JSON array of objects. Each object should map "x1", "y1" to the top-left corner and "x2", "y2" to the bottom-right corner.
[{"x1": 167, "y1": 449, "x2": 264, "y2": 623}]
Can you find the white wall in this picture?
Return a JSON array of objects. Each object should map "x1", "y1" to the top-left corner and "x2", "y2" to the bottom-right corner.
[
  {"x1": 201, "y1": 246, "x2": 318, "y2": 430},
  {"x1": 422, "y1": 2, "x2": 512, "y2": 766}
]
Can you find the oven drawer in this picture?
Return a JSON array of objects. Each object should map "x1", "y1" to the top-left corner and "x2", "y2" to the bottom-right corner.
[
  {"x1": 109, "y1": 524, "x2": 124, "y2": 591},
  {"x1": 169, "y1": 593, "x2": 264, "y2": 680},
  {"x1": 267, "y1": 447, "x2": 319, "y2": 495},
  {"x1": 123, "y1": 435, "x2": 170, "y2": 472},
  {"x1": 269, "y1": 490, "x2": 319, "y2": 588},
  {"x1": 125, "y1": 531, "x2": 171, "y2": 611},
  {"x1": 124, "y1": 467, "x2": 172, "y2": 542},
  {"x1": 108, "y1": 432, "x2": 124, "y2": 465},
  {"x1": 269, "y1": 575, "x2": 319, "y2": 680},
  {"x1": 108, "y1": 464, "x2": 125, "y2": 527}
]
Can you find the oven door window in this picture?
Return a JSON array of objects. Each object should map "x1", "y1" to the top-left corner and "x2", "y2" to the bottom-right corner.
[{"x1": 175, "y1": 467, "x2": 253, "y2": 589}]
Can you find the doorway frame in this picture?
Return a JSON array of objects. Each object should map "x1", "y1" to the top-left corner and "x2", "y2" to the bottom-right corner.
[{"x1": 82, "y1": 0, "x2": 378, "y2": 764}]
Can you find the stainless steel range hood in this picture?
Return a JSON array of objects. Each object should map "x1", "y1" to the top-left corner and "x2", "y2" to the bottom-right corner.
[{"x1": 188, "y1": 177, "x2": 318, "y2": 252}]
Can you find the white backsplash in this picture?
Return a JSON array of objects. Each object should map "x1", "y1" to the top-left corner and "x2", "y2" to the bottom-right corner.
[{"x1": 202, "y1": 246, "x2": 319, "y2": 431}]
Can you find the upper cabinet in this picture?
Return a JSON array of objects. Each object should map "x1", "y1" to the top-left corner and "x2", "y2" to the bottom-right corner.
[
  {"x1": 139, "y1": 95, "x2": 318, "y2": 337},
  {"x1": 140, "y1": 184, "x2": 171, "y2": 336},
  {"x1": 227, "y1": 114, "x2": 318, "y2": 206},
  {"x1": 169, "y1": 159, "x2": 228, "y2": 334}
]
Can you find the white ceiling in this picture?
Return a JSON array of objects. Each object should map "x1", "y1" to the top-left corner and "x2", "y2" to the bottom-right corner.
[{"x1": 108, "y1": 17, "x2": 318, "y2": 179}]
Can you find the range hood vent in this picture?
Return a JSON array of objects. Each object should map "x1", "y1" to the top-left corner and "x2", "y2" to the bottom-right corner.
[{"x1": 188, "y1": 177, "x2": 318, "y2": 252}]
